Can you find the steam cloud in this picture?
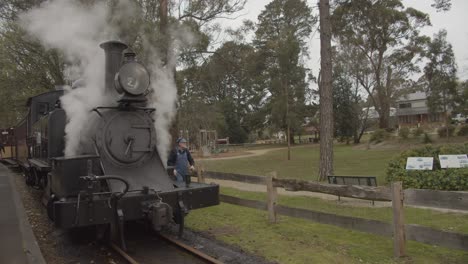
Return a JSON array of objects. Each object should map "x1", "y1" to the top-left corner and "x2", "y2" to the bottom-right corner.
[{"x1": 19, "y1": 0, "x2": 190, "y2": 161}]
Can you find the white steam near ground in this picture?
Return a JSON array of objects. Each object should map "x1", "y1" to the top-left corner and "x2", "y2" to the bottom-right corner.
[{"x1": 20, "y1": 0, "x2": 192, "y2": 162}]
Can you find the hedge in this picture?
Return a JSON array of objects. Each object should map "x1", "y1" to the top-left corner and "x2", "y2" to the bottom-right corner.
[{"x1": 386, "y1": 144, "x2": 468, "y2": 190}]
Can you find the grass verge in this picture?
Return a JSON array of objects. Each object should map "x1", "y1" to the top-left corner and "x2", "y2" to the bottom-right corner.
[{"x1": 186, "y1": 203, "x2": 468, "y2": 264}]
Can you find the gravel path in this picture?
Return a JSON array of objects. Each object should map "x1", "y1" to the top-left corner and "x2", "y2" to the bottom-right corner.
[{"x1": 200, "y1": 147, "x2": 287, "y2": 161}]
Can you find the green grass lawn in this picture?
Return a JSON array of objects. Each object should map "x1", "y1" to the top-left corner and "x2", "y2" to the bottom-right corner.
[
  {"x1": 187, "y1": 203, "x2": 468, "y2": 264},
  {"x1": 201, "y1": 144, "x2": 400, "y2": 184}
]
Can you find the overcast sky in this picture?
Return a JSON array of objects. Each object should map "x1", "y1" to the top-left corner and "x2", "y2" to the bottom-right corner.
[{"x1": 216, "y1": 0, "x2": 468, "y2": 80}]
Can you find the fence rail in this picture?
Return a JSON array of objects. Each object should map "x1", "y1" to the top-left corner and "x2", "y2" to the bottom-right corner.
[
  {"x1": 201, "y1": 170, "x2": 468, "y2": 256},
  {"x1": 201, "y1": 171, "x2": 468, "y2": 211}
]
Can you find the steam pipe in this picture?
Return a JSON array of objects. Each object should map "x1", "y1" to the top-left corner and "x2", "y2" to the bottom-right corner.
[{"x1": 100, "y1": 40, "x2": 128, "y2": 95}]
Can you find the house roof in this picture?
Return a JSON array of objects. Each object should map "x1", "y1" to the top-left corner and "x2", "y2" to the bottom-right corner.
[{"x1": 397, "y1": 91, "x2": 427, "y2": 102}]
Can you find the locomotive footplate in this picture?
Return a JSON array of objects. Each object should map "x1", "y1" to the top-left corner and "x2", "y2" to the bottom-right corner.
[{"x1": 52, "y1": 183, "x2": 219, "y2": 229}]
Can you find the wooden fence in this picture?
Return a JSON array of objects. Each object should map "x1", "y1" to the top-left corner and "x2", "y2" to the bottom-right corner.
[{"x1": 197, "y1": 171, "x2": 468, "y2": 257}]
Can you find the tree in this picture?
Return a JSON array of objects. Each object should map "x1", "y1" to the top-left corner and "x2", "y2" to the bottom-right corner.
[
  {"x1": 332, "y1": 49, "x2": 362, "y2": 144},
  {"x1": 254, "y1": 0, "x2": 315, "y2": 160},
  {"x1": 423, "y1": 30, "x2": 458, "y2": 140},
  {"x1": 0, "y1": 22, "x2": 64, "y2": 127},
  {"x1": 318, "y1": 0, "x2": 333, "y2": 180},
  {"x1": 455, "y1": 80, "x2": 468, "y2": 115},
  {"x1": 332, "y1": 0, "x2": 431, "y2": 129},
  {"x1": 432, "y1": 0, "x2": 452, "y2": 12},
  {"x1": 177, "y1": 41, "x2": 263, "y2": 144}
]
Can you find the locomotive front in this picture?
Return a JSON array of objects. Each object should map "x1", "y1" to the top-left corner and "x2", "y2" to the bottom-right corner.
[{"x1": 46, "y1": 41, "x2": 219, "y2": 250}]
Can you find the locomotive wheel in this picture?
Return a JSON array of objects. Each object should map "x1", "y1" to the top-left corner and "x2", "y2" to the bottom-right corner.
[
  {"x1": 25, "y1": 168, "x2": 35, "y2": 186},
  {"x1": 46, "y1": 195, "x2": 57, "y2": 221},
  {"x1": 31, "y1": 168, "x2": 40, "y2": 189},
  {"x1": 39, "y1": 171, "x2": 47, "y2": 189}
]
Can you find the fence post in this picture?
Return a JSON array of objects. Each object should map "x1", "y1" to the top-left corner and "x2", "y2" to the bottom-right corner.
[
  {"x1": 392, "y1": 181, "x2": 406, "y2": 258},
  {"x1": 266, "y1": 171, "x2": 278, "y2": 223},
  {"x1": 197, "y1": 165, "x2": 205, "y2": 183}
]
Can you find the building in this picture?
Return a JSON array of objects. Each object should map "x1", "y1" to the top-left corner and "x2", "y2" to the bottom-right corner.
[{"x1": 396, "y1": 91, "x2": 445, "y2": 127}]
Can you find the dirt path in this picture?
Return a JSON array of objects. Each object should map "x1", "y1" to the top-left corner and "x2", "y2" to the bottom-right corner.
[
  {"x1": 198, "y1": 145, "x2": 310, "y2": 161},
  {"x1": 200, "y1": 147, "x2": 287, "y2": 161}
]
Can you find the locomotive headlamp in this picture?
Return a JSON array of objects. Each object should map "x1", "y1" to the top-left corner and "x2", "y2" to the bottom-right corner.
[{"x1": 114, "y1": 62, "x2": 150, "y2": 96}]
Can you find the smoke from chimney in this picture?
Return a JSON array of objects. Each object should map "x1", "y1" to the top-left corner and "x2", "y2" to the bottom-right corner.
[{"x1": 19, "y1": 0, "x2": 195, "y2": 160}]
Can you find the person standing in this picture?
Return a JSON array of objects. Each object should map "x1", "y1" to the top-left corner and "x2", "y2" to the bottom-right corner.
[{"x1": 167, "y1": 138, "x2": 195, "y2": 182}]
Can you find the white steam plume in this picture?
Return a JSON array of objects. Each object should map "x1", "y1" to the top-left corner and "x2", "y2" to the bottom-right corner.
[
  {"x1": 20, "y1": 0, "x2": 194, "y2": 162},
  {"x1": 147, "y1": 26, "x2": 195, "y2": 163},
  {"x1": 20, "y1": 0, "x2": 112, "y2": 156}
]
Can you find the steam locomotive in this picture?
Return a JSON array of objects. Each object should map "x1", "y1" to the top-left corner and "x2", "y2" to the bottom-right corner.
[{"x1": 1, "y1": 40, "x2": 219, "y2": 250}]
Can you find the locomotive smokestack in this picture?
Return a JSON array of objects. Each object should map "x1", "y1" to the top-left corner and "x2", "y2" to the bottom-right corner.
[{"x1": 100, "y1": 40, "x2": 128, "y2": 95}]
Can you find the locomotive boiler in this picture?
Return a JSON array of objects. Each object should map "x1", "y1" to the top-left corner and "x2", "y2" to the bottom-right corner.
[{"x1": 11, "y1": 40, "x2": 219, "y2": 250}]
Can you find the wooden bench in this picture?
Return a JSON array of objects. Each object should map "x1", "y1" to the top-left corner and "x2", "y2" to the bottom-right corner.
[{"x1": 327, "y1": 175, "x2": 378, "y2": 205}]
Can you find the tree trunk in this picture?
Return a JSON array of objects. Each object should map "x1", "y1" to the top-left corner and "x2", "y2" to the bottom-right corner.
[
  {"x1": 160, "y1": 0, "x2": 179, "y2": 143},
  {"x1": 377, "y1": 96, "x2": 390, "y2": 129},
  {"x1": 159, "y1": 0, "x2": 168, "y2": 62},
  {"x1": 287, "y1": 123, "x2": 291, "y2": 160},
  {"x1": 318, "y1": 0, "x2": 334, "y2": 181},
  {"x1": 443, "y1": 89, "x2": 449, "y2": 142},
  {"x1": 285, "y1": 80, "x2": 291, "y2": 161}
]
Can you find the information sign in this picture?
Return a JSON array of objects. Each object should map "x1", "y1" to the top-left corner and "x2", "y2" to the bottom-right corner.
[
  {"x1": 406, "y1": 157, "x2": 433, "y2": 170},
  {"x1": 439, "y1": 155, "x2": 468, "y2": 168}
]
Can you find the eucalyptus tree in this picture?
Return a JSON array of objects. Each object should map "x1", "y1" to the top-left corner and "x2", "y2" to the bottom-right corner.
[
  {"x1": 177, "y1": 41, "x2": 264, "y2": 143},
  {"x1": 332, "y1": 0, "x2": 431, "y2": 129},
  {"x1": 423, "y1": 30, "x2": 458, "y2": 140},
  {"x1": 254, "y1": 0, "x2": 316, "y2": 160},
  {"x1": 318, "y1": 0, "x2": 333, "y2": 179}
]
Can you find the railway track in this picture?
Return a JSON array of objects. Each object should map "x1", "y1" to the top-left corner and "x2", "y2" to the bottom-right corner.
[{"x1": 111, "y1": 233, "x2": 224, "y2": 264}]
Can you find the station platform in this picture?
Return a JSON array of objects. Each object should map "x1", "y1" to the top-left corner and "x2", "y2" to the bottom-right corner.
[{"x1": 0, "y1": 163, "x2": 45, "y2": 264}]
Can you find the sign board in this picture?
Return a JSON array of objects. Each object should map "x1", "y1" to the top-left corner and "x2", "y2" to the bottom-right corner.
[
  {"x1": 439, "y1": 154, "x2": 468, "y2": 168},
  {"x1": 406, "y1": 157, "x2": 433, "y2": 170},
  {"x1": 1, "y1": 131, "x2": 8, "y2": 135}
]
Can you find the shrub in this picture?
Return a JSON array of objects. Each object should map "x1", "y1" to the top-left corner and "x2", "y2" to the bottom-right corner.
[
  {"x1": 370, "y1": 129, "x2": 389, "y2": 143},
  {"x1": 386, "y1": 143, "x2": 468, "y2": 190},
  {"x1": 422, "y1": 133, "x2": 433, "y2": 144},
  {"x1": 437, "y1": 125, "x2": 455, "y2": 137},
  {"x1": 457, "y1": 125, "x2": 468, "y2": 136},
  {"x1": 399, "y1": 127, "x2": 410, "y2": 139},
  {"x1": 413, "y1": 127, "x2": 424, "y2": 137}
]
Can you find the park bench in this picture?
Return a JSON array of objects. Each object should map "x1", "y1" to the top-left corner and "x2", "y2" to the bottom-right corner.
[{"x1": 327, "y1": 175, "x2": 378, "y2": 205}]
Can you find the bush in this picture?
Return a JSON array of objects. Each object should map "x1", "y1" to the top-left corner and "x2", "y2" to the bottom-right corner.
[
  {"x1": 413, "y1": 127, "x2": 424, "y2": 137},
  {"x1": 370, "y1": 129, "x2": 389, "y2": 143},
  {"x1": 422, "y1": 133, "x2": 433, "y2": 144},
  {"x1": 399, "y1": 127, "x2": 410, "y2": 139},
  {"x1": 437, "y1": 125, "x2": 455, "y2": 137},
  {"x1": 457, "y1": 125, "x2": 468, "y2": 136},
  {"x1": 386, "y1": 144, "x2": 468, "y2": 190}
]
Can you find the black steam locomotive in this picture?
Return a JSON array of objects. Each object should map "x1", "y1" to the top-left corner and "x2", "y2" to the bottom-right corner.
[{"x1": 2, "y1": 40, "x2": 219, "y2": 250}]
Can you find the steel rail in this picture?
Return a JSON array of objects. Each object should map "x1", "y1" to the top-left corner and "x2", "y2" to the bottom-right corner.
[
  {"x1": 158, "y1": 233, "x2": 224, "y2": 264},
  {"x1": 111, "y1": 234, "x2": 224, "y2": 264},
  {"x1": 111, "y1": 243, "x2": 139, "y2": 264}
]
